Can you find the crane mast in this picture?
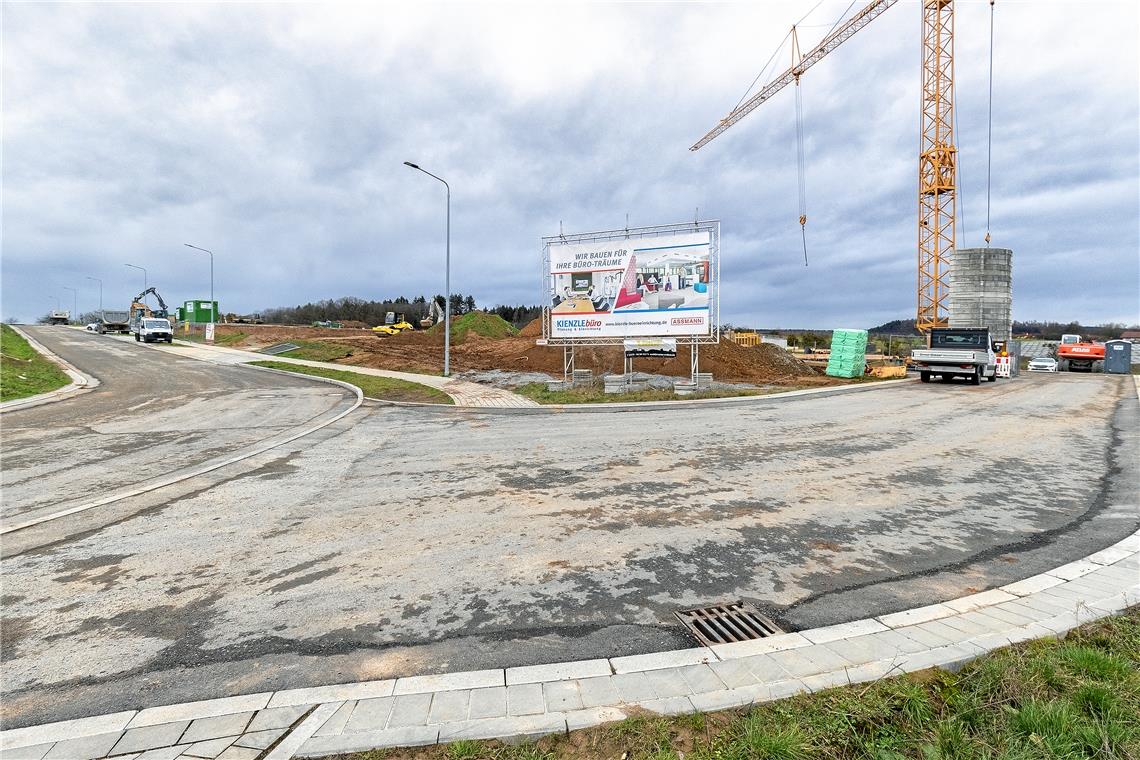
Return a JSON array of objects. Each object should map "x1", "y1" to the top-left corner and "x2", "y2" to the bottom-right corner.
[
  {"x1": 690, "y1": 0, "x2": 958, "y2": 334},
  {"x1": 917, "y1": 0, "x2": 955, "y2": 332}
]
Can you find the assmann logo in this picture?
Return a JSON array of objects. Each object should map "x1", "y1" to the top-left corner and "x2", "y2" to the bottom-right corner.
[{"x1": 671, "y1": 317, "x2": 703, "y2": 326}]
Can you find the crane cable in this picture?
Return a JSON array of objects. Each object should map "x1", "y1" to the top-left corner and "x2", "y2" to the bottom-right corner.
[{"x1": 985, "y1": 0, "x2": 995, "y2": 245}]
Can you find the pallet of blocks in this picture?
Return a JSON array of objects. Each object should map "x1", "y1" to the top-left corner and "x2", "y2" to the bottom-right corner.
[{"x1": 825, "y1": 329, "x2": 868, "y2": 378}]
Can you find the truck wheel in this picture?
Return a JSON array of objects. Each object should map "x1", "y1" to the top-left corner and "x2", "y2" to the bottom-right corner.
[
  {"x1": 986, "y1": 374, "x2": 997, "y2": 382},
  {"x1": 971, "y1": 371, "x2": 982, "y2": 385},
  {"x1": 920, "y1": 371, "x2": 931, "y2": 383},
  {"x1": 166, "y1": 337, "x2": 173, "y2": 343},
  {"x1": 135, "y1": 333, "x2": 140, "y2": 342}
]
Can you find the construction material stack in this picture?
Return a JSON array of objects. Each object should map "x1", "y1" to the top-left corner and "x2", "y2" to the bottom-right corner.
[{"x1": 826, "y1": 329, "x2": 868, "y2": 378}]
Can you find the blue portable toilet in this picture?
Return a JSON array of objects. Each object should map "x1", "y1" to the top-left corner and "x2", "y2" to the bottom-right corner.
[{"x1": 1104, "y1": 340, "x2": 1132, "y2": 374}]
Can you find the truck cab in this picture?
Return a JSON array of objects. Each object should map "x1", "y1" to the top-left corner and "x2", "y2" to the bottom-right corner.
[
  {"x1": 134, "y1": 317, "x2": 173, "y2": 343},
  {"x1": 911, "y1": 327, "x2": 997, "y2": 385}
]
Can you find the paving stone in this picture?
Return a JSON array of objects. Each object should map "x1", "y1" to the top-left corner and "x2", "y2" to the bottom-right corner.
[
  {"x1": 634, "y1": 696, "x2": 695, "y2": 716},
  {"x1": 564, "y1": 706, "x2": 627, "y2": 732},
  {"x1": 899, "y1": 645, "x2": 978, "y2": 673},
  {"x1": 643, "y1": 668, "x2": 693, "y2": 698},
  {"x1": 41, "y1": 730, "x2": 121, "y2": 760},
  {"x1": 468, "y1": 686, "x2": 507, "y2": 719},
  {"x1": 386, "y1": 694, "x2": 433, "y2": 729},
  {"x1": 1047, "y1": 559, "x2": 1101, "y2": 581},
  {"x1": 943, "y1": 588, "x2": 1018, "y2": 613},
  {"x1": 428, "y1": 689, "x2": 471, "y2": 724},
  {"x1": 951, "y1": 610, "x2": 1015, "y2": 635},
  {"x1": 1087, "y1": 546, "x2": 1135, "y2": 565},
  {"x1": 300, "y1": 726, "x2": 440, "y2": 755},
  {"x1": 0, "y1": 743, "x2": 53, "y2": 760},
  {"x1": 111, "y1": 722, "x2": 190, "y2": 756},
  {"x1": 437, "y1": 714, "x2": 566, "y2": 743},
  {"x1": 542, "y1": 681, "x2": 584, "y2": 712},
  {"x1": 133, "y1": 745, "x2": 189, "y2": 760},
  {"x1": 801, "y1": 618, "x2": 889, "y2": 644},
  {"x1": 822, "y1": 630, "x2": 920, "y2": 664},
  {"x1": 838, "y1": 659, "x2": 899, "y2": 686},
  {"x1": 506, "y1": 683, "x2": 545, "y2": 716},
  {"x1": 611, "y1": 672, "x2": 656, "y2": 703},
  {"x1": 127, "y1": 695, "x2": 269, "y2": 729},
  {"x1": 263, "y1": 701, "x2": 342, "y2": 760},
  {"x1": 1002, "y1": 573, "x2": 1065, "y2": 596},
  {"x1": 180, "y1": 735, "x2": 237, "y2": 757},
  {"x1": 935, "y1": 614, "x2": 994, "y2": 637},
  {"x1": 975, "y1": 604, "x2": 1038, "y2": 627},
  {"x1": 313, "y1": 701, "x2": 355, "y2": 736},
  {"x1": 739, "y1": 653, "x2": 794, "y2": 683},
  {"x1": 215, "y1": 746, "x2": 259, "y2": 760},
  {"x1": 876, "y1": 603, "x2": 956, "y2": 628},
  {"x1": 246, "y1": 704, "x2": 311, "y2": 733},
  {"x1": 710, "y1": 632, "x2": 811, "y2": 659},
  {"x1": 180, "y1": 713, "x2": 254, "y2": 745},
  {"x1": 688, "y1": 684, "x2": 768, "y2": 712},
  {"x1": 394, "y1": 669, "x2": 502, "y2": 695},
  {"x1": 576, "y1": 676, "x2": 620, "y2": 708},
  {"x1": 266, "y1": 680, "x2": 394, "y2": 708},
  {"x1": 767, "y1": 648, "x2": 828, "y2": 678},
  {"x1": 233, "y1": 728, "x2": 286, "y2": 750},
  {"x1": 343, "y1": 697, "x2": 394, "y2": 734},
  {"x1": 0, "y1": 711, "x2": 137, "y2": 752},
  {"x1": 609, "y1": 648, "x2": 713, "y2": 674},
  {"x1": 677, "y1": 664, "x2": 725, "y2": 693},
  {"x1": 895, "y1": 624, "x2": 959, "y2": 649},
  {"x1": 799, "y1": 669, "x2": 850, "y2": 693},
  {"x1": 505, "y1": 659, "x2": 610, "y2": 685},
  {"x1": 707, "y1": 658, "x2": 758, "y2": 689}
]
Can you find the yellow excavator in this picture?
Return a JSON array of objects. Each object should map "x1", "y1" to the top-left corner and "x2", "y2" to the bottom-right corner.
[{"x1": 129, "y1": 287, "x2": 171, "y2": 322}]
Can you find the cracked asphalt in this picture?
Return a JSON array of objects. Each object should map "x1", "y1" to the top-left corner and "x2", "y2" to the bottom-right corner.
[{"x1": 1, "y1": 327, "x2": 1137, "y2": 728}]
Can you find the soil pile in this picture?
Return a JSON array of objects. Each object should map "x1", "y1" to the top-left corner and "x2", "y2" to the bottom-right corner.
[
  {"x1": 518, "y1": 317, "x2": 543, "y2": 338},
  {"x1": 428, "y1": 312, "x2": 518, "y2": 343}
]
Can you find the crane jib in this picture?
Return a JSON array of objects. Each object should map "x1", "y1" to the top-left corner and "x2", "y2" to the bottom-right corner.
[{"x1": 690, "y1": 0, "x2": 899, "y2": 151}]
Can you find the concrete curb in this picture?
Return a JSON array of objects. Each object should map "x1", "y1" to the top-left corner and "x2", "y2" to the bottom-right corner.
[
  {"x1": 0, "y1": 363, "x2": 363, "y2": 536},
  {"x1": 0, "y1": 326, "x2": 101, "y2": 413},
  {"x1": 3, "y1": 528, "x2": 1137, "y2": 758}
]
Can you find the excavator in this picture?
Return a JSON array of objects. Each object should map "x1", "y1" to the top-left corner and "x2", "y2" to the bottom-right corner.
[
  {"x1": 1056, "y1": 334, "x2": 1105, "y2": 372},
  {"x1": 129, "y1": 287, "x2": 171, "y2": 322}
]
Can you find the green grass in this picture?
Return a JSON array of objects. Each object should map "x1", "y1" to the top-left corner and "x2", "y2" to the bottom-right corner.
[
  {"x1": 321, "y1": 608, "x2": 1140, "y2": 760},
  {"x1": 181, "y1": 330, "x2": 248, "y2": 347},
  {"x1": 275, "y1": 341, "x2": 355, "y2": 362},
  {"x1": 248, "y1": 361, "x2": 453, "y2": 404},
  {"x1": 0, "y1": 325, "x2": 71, "y2": 402},
  {"x1": 431, "y1": 312, "x2": 518, "y2": 344},
  {"x1": 515, "y1": 382, "x2": 786, "y2": 405}
]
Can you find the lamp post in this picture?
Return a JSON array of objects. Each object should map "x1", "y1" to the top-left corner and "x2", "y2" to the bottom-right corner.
[
  {"x1": 183, "y1": 244, "x2": 215, "y2": 323},
  {"x1": 85, "y1": 276, "x2": 103, "y2": 316},
  {"x1": 125, "y1": 263, "x2": 147, "y2": 293},
  {"x1": 403, "y1": 161, "x2": 451, "y2": 377},
  {"x1": 62, "y1": 286, "x2": 77, "y2": 324}
]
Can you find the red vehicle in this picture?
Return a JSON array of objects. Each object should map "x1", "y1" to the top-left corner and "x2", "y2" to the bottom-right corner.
[{"x1": 1056, "y1": 334, "x2": 1105, "y2": 372}]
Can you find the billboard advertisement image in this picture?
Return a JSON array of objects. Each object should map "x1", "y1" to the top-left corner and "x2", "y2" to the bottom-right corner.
[{"x1": 548, "y1": 230, "x2": 713, "y2": 338}]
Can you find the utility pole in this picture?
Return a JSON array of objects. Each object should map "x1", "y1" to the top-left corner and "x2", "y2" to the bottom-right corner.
[
  {"x1": 62, "y1": 286, "x2": 77, "y2": 324},
  {"x1": 403, "y1": 162, "x2": 451, "y2": 377},
  {"x1": 85, "y1": 276, "x2": 103, "y2": 316},
  {"x1": 183, "y1": 244, "x2": 215, "y2": 323}
]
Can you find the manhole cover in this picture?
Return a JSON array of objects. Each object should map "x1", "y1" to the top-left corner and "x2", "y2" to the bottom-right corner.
[{"x1": 674, "y1": 602, "x2": 783, "y2": 646}]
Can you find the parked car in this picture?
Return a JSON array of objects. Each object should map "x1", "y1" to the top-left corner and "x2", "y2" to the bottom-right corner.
[
  {"x1": 85, "y1": 323, "x2": 98, "y2": 331},
  {"x1": 1028, "y1": 357, "x2": 1058, "y2": 372}
]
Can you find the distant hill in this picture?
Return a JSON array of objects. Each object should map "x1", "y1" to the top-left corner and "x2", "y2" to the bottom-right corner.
[{"x1": 867, "y1": 319, "x2": 922, "y2": 336}]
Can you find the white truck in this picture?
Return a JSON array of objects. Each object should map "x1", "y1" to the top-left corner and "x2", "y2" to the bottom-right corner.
[
  {"x1": 912, "y1": 327, "x2": 997, "y2": 385},
  {"x1": 133, "y1": 316, "x2": 174, "y2": 343}
]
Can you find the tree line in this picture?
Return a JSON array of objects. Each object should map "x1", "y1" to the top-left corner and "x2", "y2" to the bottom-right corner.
[{"x1": 259, "y1": 296, "x2": 543, "y2": 328}]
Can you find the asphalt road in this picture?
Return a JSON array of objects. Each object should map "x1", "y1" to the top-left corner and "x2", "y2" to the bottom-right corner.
[{"x1": 1, "y1": 335, "x2": 1136, "y2": 728}]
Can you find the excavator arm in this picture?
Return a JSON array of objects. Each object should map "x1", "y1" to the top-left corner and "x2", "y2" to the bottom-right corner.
[{"x1": 131, "y1": 287, "x2": 170, "y2": 318}]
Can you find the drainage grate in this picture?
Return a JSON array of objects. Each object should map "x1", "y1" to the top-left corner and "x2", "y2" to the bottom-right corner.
[
  {"x1": 262, "y1": 342, "x2": 300, "y2": 355},
  {"x1": 674, "y1": 602, "x2": 783, "y2": 646}
]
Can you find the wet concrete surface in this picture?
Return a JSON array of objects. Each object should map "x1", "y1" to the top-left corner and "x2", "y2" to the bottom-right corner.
[{"x1": 1, "y1": 339, "x2": 1136, "y2": 727}]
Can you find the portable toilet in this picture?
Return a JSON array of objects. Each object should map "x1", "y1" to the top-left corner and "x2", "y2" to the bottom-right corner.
[{"x1": 1104, "y1": 340, "x2": 1132, "y2": 374}]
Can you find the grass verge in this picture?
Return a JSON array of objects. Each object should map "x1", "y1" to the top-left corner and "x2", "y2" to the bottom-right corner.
[
  {"x1": 0, "y1": 325, "x2": 71, "y2": 402},
  {"x1": 515, "y1": 382, "x2": 787, "y2": 405},
  {"x1": 248, "y1": 361, "x2": 453, "y2": 404},
  {"x1": 321, "y1": 608, "x2": 1139, "y2": 760},
  {"x1": 181, "y1": 330, "x2": 248, "y2": 347}
]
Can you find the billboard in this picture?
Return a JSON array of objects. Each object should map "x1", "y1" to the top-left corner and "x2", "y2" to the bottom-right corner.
[{"x1": 547, "y1": 230, "x2": 713, "y2": 338}]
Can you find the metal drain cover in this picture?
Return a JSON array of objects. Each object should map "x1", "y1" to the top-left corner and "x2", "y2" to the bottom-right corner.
[{"x1": 674, "y1": 602, "x2": 783, "y2": 645}]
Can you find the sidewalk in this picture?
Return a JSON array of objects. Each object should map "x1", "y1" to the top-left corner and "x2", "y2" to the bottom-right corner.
[
  {"x1": 2, "y1": 531, "x2": 1136, "y2": 760},
  {"x1": 141, "y1": 338, "x2": 540, "y2": 409}
]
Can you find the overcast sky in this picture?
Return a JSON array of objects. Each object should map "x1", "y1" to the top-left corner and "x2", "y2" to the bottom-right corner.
[{"x1": 3, "y1": 1, "x2": 1137, "y2": 327}]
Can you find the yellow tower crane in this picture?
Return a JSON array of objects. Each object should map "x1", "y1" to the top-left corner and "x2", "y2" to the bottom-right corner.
[{"x1": 691, "y1": 0, "x2": 958, "y2": 333}]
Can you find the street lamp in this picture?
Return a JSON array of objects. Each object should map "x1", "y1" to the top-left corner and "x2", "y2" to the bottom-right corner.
[
  {"x1": 403, "y1": 161, "x2": 451, "y2": 377},
  {"x1": 62, "y1": 286, "x2": 77, "y2": 324},
  {"x1": 183, "y1": 244, "x2": 215, "y2": 323},
  {"x1": 85, "y1": 276, "x2": 103, "y2": 316},
  {"x1": 125, "y1": 263, "x2": 147, "y2": 293}
]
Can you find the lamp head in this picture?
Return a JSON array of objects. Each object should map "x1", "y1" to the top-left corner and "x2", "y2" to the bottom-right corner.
[{"x1": 403, "y1": 161, "x2": 420, "y2": 170}]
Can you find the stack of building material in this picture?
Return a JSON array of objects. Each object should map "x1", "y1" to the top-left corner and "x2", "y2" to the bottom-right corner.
[{"x1": 826, "y1": 329, "x2": 868, "y2": 378}]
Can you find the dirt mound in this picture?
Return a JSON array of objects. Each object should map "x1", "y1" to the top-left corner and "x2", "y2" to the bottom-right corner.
[
  {"x1": 429, "y1": 312, "x2": 517, "y2": 343},
  {"x1": 518, "y1": 317, "x2": 543, "y2": 338}
]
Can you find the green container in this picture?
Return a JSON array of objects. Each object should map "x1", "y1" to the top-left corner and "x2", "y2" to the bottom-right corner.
[{"x1": 183, "y1": 300, "x2": 219, "y2": 324}]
